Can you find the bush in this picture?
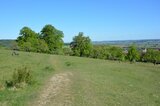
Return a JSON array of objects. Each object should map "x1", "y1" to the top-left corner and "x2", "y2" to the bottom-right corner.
[
  {"x1": 90, "y1": 45, "x2": 109, "y2": 59},
  {"x1": 127, "y1": 45, "x2": 140, "y2": 63},
  {"x1": 142, "y1": 49, "x2": 160, "y2": 65},
  {"x1": 5, "y1": 66, "x2": 32, "y2": 88},
  {"x1": 63, "y1": 47, "x2": 73, "y2": 56},
  {"x1": 65, "y1": 61, "x2": 72, "y2": 66},
  {"x1": 44, "y1": 66, "x2": 55, "y2": 71}
]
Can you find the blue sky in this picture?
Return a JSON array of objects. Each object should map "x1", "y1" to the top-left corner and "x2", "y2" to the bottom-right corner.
[{"x1": 0, "y1": 0, "x2": 160, "y2": 42}]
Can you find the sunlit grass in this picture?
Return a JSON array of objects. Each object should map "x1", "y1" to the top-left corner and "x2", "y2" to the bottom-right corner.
[
  {"x1": 0, "y1": 49, "x2": 160, "y2": 106},
  {"x1": 0, "y1": 49, "x2": 55, "y2": 106}
]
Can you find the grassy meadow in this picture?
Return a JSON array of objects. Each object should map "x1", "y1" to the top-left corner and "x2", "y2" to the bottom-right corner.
[
  {"x1": 0, "y1": 49, "x2": 160, "y2": 106},
  {"x1": 0, "y1": 49, "x2": 55, "y2": 106}
]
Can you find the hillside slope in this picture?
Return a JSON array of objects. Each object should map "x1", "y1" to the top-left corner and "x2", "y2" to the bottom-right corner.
[{"x1": 0, "y1": 49, "x2": 160, "y2": 106}]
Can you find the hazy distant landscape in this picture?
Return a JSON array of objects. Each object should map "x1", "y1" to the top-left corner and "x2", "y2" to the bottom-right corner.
[
  {"x1": 0, "y1": 40, "x2": 15, "y2": 49},
  {"x1": 1, "y1": 39, "x2": 160, "y2": 49},
  {"x1": 94, "y1": 39, "x2": 160, "y2": 48}
]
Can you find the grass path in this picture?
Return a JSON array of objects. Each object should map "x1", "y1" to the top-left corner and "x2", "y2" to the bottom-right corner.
[
  {"x1": 32, "y1": 55, "x2": 74, "y2": 106},
  {"x1": 33, "y1": 72, "x2": 73, "y2": 106}
]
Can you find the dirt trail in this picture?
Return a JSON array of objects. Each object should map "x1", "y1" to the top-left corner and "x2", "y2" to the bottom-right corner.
[{"x1": 34, "y1": 72, "x2": 73, "y2": 106}]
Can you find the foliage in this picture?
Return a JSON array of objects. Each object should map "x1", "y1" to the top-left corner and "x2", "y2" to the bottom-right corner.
[
  {"x1": 41, "y1": 24, "x2": 64, "y2": 52},
  {"x1": 36, "y1": 39, "x2": 49, "y2": 53},
  {"x1": 71, "y1": 32, "x2": 92, "y2": 57},
  {"x1": 16, "y1": 25, "x2": 64, "y2": 54},
  {"x1": 142, "y1": 49, "x2": 160, "y2": 64},
  {"x1": 44, "y1": 66, "x2": 55, "y2": 72},
  {"x1": 5, "y1": 66, "x2": 32, "y2": 88},
  {"x1": 63, "y1": 47, "x2": 73, "y2": 56},
  {"x1": 90, "y1": 45, "x2": 125, "y2": 61},
  {"x1": 16, "y1": 27, "x2": 40, "y2": 52},
  {"x1": 90, "y1": 45, "x2": 108, "y2": 59},
  {"x1": 127, "y1": 45, "x2": 140, "y2": 62},
  {"x1": 65, "y1": 61, "x2": 72, "y2": 66},
  {"x1": 15, "y1": 25, "x2": 160, "y2": 64},
  {"x1": 108, "y1": 46, "x2": 125, "y2": 61}
]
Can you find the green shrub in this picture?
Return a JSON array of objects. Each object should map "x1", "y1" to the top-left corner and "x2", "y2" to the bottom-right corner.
[
  {"x1": 63, "y1": 47, "x2": 73, "y2": 56},
  {"x1": 5, "y1": 66, "x2": 32, "y2": 88},
  {"x1": 44, "y1": 66, "x2": 55, "y2": 71},
  {"x1": 65, "y1": 61, "x2": 72, "y2": 66},
  {"x1": 142, "y1": 49, "x2": 160, "y2": 64}
]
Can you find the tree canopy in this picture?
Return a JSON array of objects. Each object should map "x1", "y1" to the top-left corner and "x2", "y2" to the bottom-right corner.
[
  {"x1": 142, "y1": 49, "x2": 160, "y2": 65},
  {"x1": 71, "y1": 32, "x2": 92, "y2": 57},
  {"x1": 17, "y1": 27, "x2": 39, "y2": 52},
  {"x1": 127, "y1": 45, "x2": 140, "y2": 62},
  {"x1": 16, "y1": 25, "x2": 63, "y2": 53},
  {"x1": 15, "y1": 25, "x2": 160, "y2": 65},
  {"x1": 41, "y1": 24, "x2": 64, "y2": 52}
]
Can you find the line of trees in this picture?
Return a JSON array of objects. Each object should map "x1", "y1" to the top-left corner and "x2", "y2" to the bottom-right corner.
[
  {"x1": 69, "y1": 32, "x2": 160, "y2": 64},
  {"x1": 16, "y1": 25, "x2": 160, "y2": 64},
  {"x1": 141, "y1": 49, "x2": 160, "y2": 65}
]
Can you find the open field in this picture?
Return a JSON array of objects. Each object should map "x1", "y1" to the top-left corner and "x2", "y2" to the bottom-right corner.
[
  {"x1": 0, "y1": 49, "x2": 55, "y2": 106},
  {"x1": 0, "y1": 49, "x2": 160, "y2": 106}
]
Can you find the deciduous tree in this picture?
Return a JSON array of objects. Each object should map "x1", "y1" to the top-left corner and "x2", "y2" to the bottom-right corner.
[
  {"x1": 127, "y1": 45, "x2": 140, "y2": 63},
  {"x1": 71, "y1": 32, "x2": 92, "y2": 57},
  {"x1": 17, "y1": 27, "x2": 39, "y2": 52},
  {"x1": 41, "y1": 24, "x2": 64, "y2": 52}
]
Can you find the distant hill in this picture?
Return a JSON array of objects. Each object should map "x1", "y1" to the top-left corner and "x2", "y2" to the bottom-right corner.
[
  {"x1": 93, "y1": 39, "x2": 160, "y2": 48},
  {"x1": 0, "y1": 39, "x2": 16, "y2": 49}
]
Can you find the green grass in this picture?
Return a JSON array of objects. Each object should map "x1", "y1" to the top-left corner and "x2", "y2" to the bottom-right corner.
[
  {"x1": 0, "y1": 49, "x2": 160, "y2": 106},
  {"x1": 0, "y1": 49, "x2": 55, "y2": 106},
  {"x1": 54, "y1": 56, "x2": 160, "y2": 106}
]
